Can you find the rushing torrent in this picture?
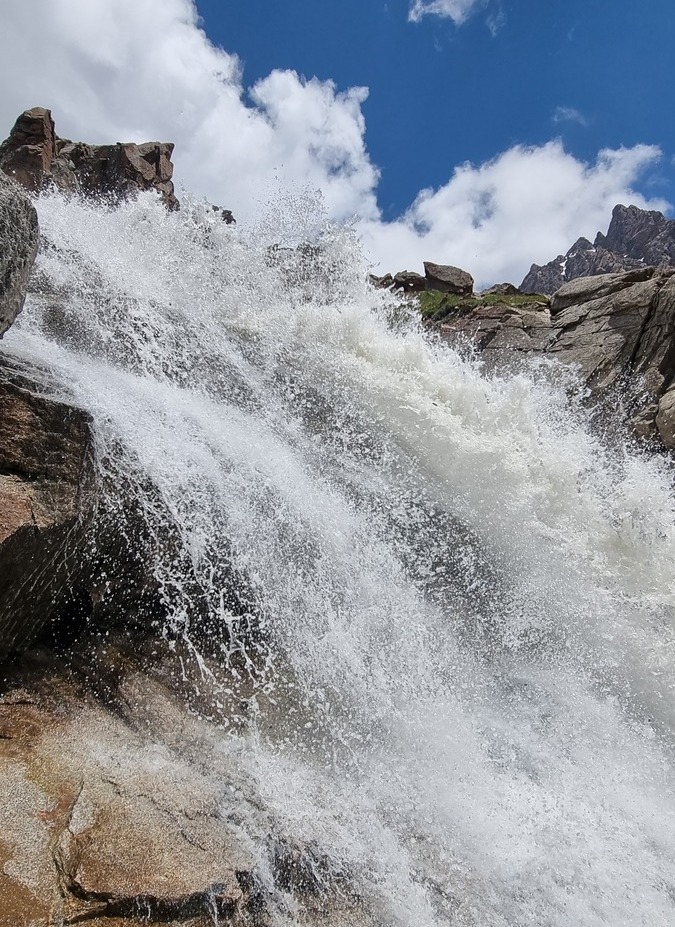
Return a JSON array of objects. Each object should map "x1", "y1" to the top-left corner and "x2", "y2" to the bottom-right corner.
[{"x1": 3, "y1": 189, "x2": 675, "y2": 926}]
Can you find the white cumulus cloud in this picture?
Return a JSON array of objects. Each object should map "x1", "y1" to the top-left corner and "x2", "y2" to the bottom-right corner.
[
  {"x1": 0, "y1": 0, "x2": 379, "y2": 224},
  {"x1": 0, "y1": 0, "x2": 669, "y2": 288},
  {"x1": 360, "y1": 142, "x2": 667, "y2": 286}
]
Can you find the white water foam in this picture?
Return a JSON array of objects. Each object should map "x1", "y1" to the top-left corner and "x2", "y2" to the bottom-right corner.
[{"x1": 3, "y1": 190, "x2": 675, "y2": 925}]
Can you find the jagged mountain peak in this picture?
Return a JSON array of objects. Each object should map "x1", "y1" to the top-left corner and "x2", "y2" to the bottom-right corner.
[
  {"x1": 521, "y1": 203, "x2": 675, "y2": 294},
  {"x1": 596, "y1": 202, "x2": 675, "y2": 256}
]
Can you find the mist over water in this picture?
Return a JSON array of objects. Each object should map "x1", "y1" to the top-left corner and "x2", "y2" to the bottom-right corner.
[{"x1": 3, "y1": 190, "x2": 675, "y2": 925}]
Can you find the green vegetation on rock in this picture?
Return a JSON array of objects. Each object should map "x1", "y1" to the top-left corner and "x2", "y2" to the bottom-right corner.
[{"x1": 416, "y1": 289, "x2": 549, "y2": 321}]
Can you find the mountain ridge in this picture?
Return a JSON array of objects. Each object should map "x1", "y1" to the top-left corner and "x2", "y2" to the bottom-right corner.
[{"x1": 521, "y1": 203, "x2": 675, "y2": 294}]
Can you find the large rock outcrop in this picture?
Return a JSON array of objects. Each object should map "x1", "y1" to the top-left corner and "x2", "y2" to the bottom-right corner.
[
  {"x1": 597, "y1": 204, "x2": 675, "y2": 267},
  {"x1": 0, "y1": 107, "x2": 178, "y2": 209},
  {"x1": 0, "y1": 173, "x2": 39, "y2": 336},
  {"x1": 548, "y1": 269, "x2": 675, "y2": 396},
  {"x1": 521, "y1": 204, "x2": 675, "y2": 294},
  {"x1": 0, "y1": 644, "x2": 258, "y2": 927},
  {"x1": 0, "y1": 633, "x2": 380, "y2": 927},
  {"x1": 424, "y1": 261, "x2": 474, "y2": 296},
  {"x1": 0, "y1": 364, "x2": 94, "y2": 662},
  {"x1": 427, "y1": 267, "x2": 675, "y2": 448}
]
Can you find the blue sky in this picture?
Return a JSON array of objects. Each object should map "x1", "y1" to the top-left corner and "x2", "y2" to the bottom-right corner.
[
  {"x1": 0, "y1": 0, "x2": 673, "y2": 286},
  {"x1": 195, "y1": 0, "x2": 675, "y2": 220}
]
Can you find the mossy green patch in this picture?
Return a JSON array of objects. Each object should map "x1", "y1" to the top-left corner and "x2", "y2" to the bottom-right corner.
[{"x1": 416, "y1": 289, "x2": 549, "y2": 320}]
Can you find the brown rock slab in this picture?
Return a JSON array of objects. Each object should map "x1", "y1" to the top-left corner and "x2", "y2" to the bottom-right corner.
[
  {"x1": 0, "y1": 676, "x2": 257, "y2": 927},
  {"x1": 59, "y1": 797, "x2": 244, "y2": 915},
  {"x1": 549, "y1": 266, "x2": 656, "y2": 315},
  {"x1": 424, "y1": 261, "x2": 474, "y2": 296},
  {"x1": 0, "y1": 108, "x2": 56, "y2": 193}
]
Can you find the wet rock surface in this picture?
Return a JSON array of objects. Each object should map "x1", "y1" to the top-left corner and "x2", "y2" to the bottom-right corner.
[
  {"x1": 0, "y1": 210, "x2": 378, "y2": 917},
  {"x1": 0, "y1": 637, "x2": 383, "y2": 927},
  {"x1": 0, "y1": 173, "x2": 39, "y2": 336},
  {"x1": 0, "y1": 362, "x2": 94, "y2": 662},
  {"x1": 0, "y1": 651, "x2": 256, "y2": 926}
]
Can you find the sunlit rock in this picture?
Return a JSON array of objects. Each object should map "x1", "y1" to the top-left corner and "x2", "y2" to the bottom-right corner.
[
  {"x1": 0, "y1": 107, "x2": 179, "y2": 209},
  {"x1": 424, "y1": 260, "x2": 474, "y2": 296},
  {"x1": 0, "y1": 667, "x2": 256, "y2": 926}
]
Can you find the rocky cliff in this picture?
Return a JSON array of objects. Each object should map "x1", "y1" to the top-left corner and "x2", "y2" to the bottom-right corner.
[
  {"x1": 521, "y1": 204, "x2": 675, "y2": 294},
  {"x1": 0, "y1": 175, "x2": 38, "y2": 336},
  {"x1": 0, "y1": 366, "x2": 94, "y2": 662},
  {"x1": 0, "y1": 107, "x2": 179, "y2": 209}
]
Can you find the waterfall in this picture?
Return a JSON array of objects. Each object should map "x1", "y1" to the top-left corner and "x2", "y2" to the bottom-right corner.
[{"x1": 3, "y1": 189, "x2": 674, "y2": 926}]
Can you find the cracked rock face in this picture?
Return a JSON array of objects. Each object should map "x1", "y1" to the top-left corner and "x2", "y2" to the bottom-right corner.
[
  {"x1": 0, "y1": 670, "x2": 258, "y2": 927},
  {"x1": 0, "y1": 643, "x2": 382, "y2": 927},
  {"x1": 547, "y1": 269, "x2": 675, "y2": 402},
  {"x1": 0, "y1": 165, "x2": 95, "y2": 663},
  {"x1": 545, "y1": 270, "x2": 663, "y2": 391}
]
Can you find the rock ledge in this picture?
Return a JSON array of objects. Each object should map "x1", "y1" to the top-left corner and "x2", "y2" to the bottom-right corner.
[{"x1": 0, "y1": 107, "x2": 178, "y2": 209}]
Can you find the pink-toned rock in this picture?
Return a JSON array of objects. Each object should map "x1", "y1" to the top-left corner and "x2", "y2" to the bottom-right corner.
[{"x1": 0, "y1": 672, "x2": 257, "y2": 927}]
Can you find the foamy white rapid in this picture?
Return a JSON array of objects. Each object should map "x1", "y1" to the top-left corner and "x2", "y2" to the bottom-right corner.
[{"x1": 3, "y1": 190, "x2": 675, "y2": 926}]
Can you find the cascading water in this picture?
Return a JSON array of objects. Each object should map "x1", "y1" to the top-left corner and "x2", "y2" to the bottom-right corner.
[{"x1": 3, "y1": 189, "x2": 675, "y2": 926}]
